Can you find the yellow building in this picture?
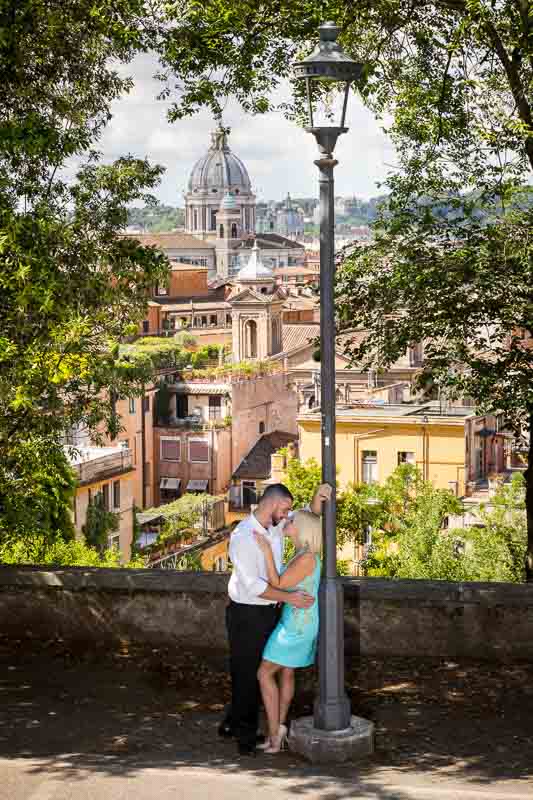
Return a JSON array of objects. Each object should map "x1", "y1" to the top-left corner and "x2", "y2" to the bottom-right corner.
[
  {"x1": 70, "y1": 445, "x2": 136, "y2": 562},
  {"x1": 298, "y1": 403, "x2": 473, "y2": 496},
  {"x1": 299, "y1": 402, "x2": 475, "y2": 573}
]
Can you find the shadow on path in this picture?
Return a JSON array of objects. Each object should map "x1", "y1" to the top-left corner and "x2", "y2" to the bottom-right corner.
[{"x1": 1, "y1": 637, "x2": 532, "y2": 798}]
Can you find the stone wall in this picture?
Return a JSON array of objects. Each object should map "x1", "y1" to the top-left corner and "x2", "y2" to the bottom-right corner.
[
  {"x1": 342, "y1": 579, "x2": 533, "y2": 660},
  {"x1": 0, "y1": 567, "x2": 229, "y2": 651},
  {"x1": 232, "y1": 372, "x2": 299, "y2": 469},
  {"x1": 1, "y1": 567, "x2": 533, "y2": 660}
]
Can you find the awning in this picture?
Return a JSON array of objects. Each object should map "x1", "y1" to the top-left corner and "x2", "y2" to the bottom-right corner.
[
  {"x1": 159, "y1": 477, "x2": 181, "y2": 490},
  {"x1": 186, "y1": 480, "x2": 209, "y2": 492}
]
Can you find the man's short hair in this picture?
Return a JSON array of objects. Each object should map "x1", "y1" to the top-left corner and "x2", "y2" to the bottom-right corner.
[{"x1": 259, "y1": 483, "x2": 293, "y2": 505}]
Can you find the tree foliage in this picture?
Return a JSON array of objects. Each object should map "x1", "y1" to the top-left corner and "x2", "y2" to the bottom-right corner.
[
  {"x1": 365, "y1": 471, "x2": 527, "y2": 583},
  {"x1": 0, "y1": 437, "x2": 77, "y2": 552},
  {"x1": 82, "y1": 494, "x2": 120, "y2": 553},
  {"x1": 141, "y1": 494, "x2": 221, "y2": 546},
  {"x1": 127, "y1": 204, "x2": 185, "y2": 232},
  {"x1": 158, "y1": 0, "x2": 531, "y2": 171},
  {"x1": 280, "y1": 457, "x2": 526, "y2": 582},
  {"x1": 280, "y1": 451, "x2": 323, "y2": 511},
  {"x1": 0, "y1": 1, "x2": 169, "y2": 550}
]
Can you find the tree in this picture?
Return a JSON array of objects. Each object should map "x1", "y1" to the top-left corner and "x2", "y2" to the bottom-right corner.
[
  {"x1": 459, "y1": 473, "x2": 527, "y2": 582},
  {"x1": 0, "y1": 1, "x2": 169, "y2": 548},
  {"x1": 364, "y1": 470, "x2": 527, "y2": 582},
  {"x1": 0, "y1": 436, "x2": 77, "y2": 557},
  {"x1": 82, "y1": 494, "x2": 120, "y2": 553},
  {"x1": 280, "y1": 451, "x2": 322, "y2": 510},
  {"x1": 158, "y1": 1, "x2": 531, "y2": 167}
]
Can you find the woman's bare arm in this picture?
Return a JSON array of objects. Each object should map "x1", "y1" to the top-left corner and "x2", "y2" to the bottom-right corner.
[
  {"x1": 254, "y1": 533, "x2": 315, "y2": 589},
  {"x1": 276, "y1": 552, "x2": 315, "y2": 589}
]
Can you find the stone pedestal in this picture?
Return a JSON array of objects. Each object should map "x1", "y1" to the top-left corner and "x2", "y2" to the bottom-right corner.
[{"x1": 289, "y1": 715, "x2": 374, "y2": 764}]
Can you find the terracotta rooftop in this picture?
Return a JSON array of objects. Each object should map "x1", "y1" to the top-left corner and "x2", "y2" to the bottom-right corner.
[
  {"x1": 169, "y1": 261, "x2": 209, "y2": 271},
  {"x1": 281, "y1": 323, "x2": 320, "y2": 353},
  {"x1": 124, "y1": 232, "x2": 215, "y2": 250},
  {"x1": 232, "y1": 431, "x2": 296, "y2": 480},
  {"x1": 275, "y1": 266, "x2": 316, "y2": 275},
  {"x1": 283, "y1": 296, "x2": 318, "y2": 309},
  {"x1": 236, "y1": 233, "x2": 304, "y2": 251}
]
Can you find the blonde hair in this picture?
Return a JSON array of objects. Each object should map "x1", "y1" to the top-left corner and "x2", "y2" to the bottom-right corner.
[{"x1": 293, "y1": 510, "x2": 322, "y2": 556}]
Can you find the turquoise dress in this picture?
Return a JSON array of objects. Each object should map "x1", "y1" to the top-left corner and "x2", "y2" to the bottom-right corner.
[{"x1": 262, "y1": 553, "x2": 321, "y2": 668}]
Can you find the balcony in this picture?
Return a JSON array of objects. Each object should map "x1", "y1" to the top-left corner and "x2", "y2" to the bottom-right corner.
[
  {"x1": 71, "y1": 447, "x2": 134, "y2": 485},
  {"x1": 155, "y1": 415, "x2": 231, "y2": 431}
]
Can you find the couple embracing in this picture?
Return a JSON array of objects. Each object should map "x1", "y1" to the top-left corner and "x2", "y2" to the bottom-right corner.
[{"x1": 219, "y1": 482, "x2": 332, "y2": 756}]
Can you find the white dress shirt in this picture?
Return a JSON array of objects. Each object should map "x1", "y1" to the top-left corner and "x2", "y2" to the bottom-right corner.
[{"x1": 228, "y1": 513, "x2": 285, "y2": 605}]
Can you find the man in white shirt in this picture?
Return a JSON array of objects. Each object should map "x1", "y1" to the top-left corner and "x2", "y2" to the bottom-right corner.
[{"x1": 220, "y1": 481, "x2": 332, "y2": 755}]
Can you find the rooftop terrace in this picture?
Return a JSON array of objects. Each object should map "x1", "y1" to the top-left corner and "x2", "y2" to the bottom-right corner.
[{"x1": 300, "y1": 402, "x2": 474, "y2": 422}]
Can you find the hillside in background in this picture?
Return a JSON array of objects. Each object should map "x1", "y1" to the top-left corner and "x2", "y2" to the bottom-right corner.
[{"x1": 127, "y1": 205, "x2": 185, "y2": 232}]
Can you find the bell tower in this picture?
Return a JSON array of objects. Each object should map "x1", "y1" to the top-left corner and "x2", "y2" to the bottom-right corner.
[
  {"x1": 214, "y1": 192, "x2": 242, "y2": 278},
  {"x1": 228, "y1": 242, "x2": 285, "y2": 362}
]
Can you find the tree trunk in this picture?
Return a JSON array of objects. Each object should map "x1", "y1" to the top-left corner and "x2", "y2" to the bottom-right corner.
[{"x1": 525, "y1": 412, "x2": 533, "y2": 581}]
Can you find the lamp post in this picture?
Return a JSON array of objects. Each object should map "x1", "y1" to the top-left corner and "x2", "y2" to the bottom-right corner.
[{"x1": 293, "y1": 23, "x2": 362, "y2": 732}]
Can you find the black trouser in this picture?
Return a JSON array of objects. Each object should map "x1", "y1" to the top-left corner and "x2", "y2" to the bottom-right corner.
[{"x1": 225, "y1": 600, "x2": 279, "y2": 748}]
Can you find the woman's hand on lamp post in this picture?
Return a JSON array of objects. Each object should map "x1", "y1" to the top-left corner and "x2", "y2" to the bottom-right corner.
[{"x1": 310, "y1": 483, "x2": 333, "y2": 515}]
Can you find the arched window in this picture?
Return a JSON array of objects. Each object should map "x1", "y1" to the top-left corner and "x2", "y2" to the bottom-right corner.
[
  {"x1": 219, "y1": 224, "x2": 224, "y2": 239},
  {"x1": 272, "y1": 318, "x2": 280, "y2": 352},
  {"x1": 231, "y1": 223, "x2": 238, "y2": 238},
  {"x1": 245, "y1": 320, "x2": 258, "y2": 359}
]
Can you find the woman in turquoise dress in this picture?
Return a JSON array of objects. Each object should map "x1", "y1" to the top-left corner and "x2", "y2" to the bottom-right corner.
[{"x1": 254, "y1": 510, "x2": 322, "y2": 754}]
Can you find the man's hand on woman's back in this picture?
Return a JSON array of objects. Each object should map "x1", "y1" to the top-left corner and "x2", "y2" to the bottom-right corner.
[{"x1": 287, "y1": 591, "x2": 314, "y2": 609}]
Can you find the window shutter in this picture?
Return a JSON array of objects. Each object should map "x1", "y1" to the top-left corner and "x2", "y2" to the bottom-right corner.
[
  {"x1": 189, "y1": 440, "x2": 209, "y2": 463},
  {"x1": 161, "y1": 439, "x2": 180, "y2": 461}
]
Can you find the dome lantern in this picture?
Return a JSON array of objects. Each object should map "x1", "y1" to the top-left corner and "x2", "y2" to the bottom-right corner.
[{"x1": 237, "y1": 240, "x2": 274, "y2": 283}]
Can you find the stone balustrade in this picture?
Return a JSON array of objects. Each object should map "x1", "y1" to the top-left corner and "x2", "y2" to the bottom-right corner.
[{"x1": 1, "y1": 566, "x2": 532, "y2": 660}]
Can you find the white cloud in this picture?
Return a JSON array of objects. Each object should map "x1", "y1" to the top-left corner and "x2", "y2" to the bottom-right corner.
[{"x1": 97, "y1": 54, "x2": 395, "y2": 205}]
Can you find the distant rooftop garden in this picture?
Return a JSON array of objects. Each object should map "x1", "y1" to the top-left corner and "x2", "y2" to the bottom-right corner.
[
  {"x1": 120, "y1": 335, "x2": 226, "y2": 371},
  {"x1": 120, "y1": 334, "x2": 282, "y2": 383},
  {"x1": 175, "y1": 360, "x2": 282, "y2": 381}
]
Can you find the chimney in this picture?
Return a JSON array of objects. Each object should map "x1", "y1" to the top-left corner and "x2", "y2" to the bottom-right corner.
[
  {"x1": 287, "y1": 441, "x2": 297, "y2": 461},
  {"x1": 270, "y1": 453, "x2": 285, "y2": 482}
]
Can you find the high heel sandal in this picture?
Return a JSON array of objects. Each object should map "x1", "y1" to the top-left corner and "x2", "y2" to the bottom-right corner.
[{"x1": 263, "y1": 723, "x2": 288, "y2": 754}]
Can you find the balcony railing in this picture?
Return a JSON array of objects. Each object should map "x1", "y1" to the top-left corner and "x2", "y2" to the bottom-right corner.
[
  {"x1": 73, "y1": 449, "x2": 133, "y2": 484},
  {"x1": 155, "y1": 416, "x2": 231, "y2": 431}
]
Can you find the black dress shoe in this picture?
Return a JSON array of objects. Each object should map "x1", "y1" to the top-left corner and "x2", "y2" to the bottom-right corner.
[
  {"x1": 218, "y1": 721, "x2": 235, "y2": 739},
  {"x1": 238, "y1": 742, "x2": 256, "y2": 757}
]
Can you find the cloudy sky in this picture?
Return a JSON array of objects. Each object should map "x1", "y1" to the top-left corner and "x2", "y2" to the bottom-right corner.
[{"x1": 99, "y1": 54, "x2": 395, "y2": 206}]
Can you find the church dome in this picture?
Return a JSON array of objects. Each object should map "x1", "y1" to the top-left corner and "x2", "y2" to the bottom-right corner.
[
  {"x1": 188, "y1": 129, "x2": 252, "y2": 193},
  {"x1": 237, "y1": 240, "x2": 274, "y2": 282}
]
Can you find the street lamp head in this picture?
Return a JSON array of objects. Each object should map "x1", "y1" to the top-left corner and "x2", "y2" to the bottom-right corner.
[{"x1": 293, "y1": 21, "x2": 363, "y2": 155}]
